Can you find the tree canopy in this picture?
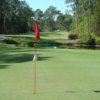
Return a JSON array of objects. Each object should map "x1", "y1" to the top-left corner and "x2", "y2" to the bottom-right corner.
[
  {"x1": 0, "y1": 0, "x2": 99, "y2": 36},
  {"x1": 0, "y1": 0, "x2": 72, "y2": 34},
  {"x1": 65, "y1": 0, "x2": 100, "y2": 36}
]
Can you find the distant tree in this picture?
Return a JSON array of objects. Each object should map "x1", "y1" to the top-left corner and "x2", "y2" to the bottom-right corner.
[
  {"x1": 56, "y1": 13, "x2": 72, "y2": 31},
  {"x1": 44, "y1": 6, "x2": 60, "y2": 31},
  {"x1": 94, "y1": 0, "x2": 100, "y2": 35},
  {"x1": 34, "y1": 9, "x2": 43, "y2": 20},
  {"x1": 0, "y1": 0, "x2": 34, "y2": 34},
  {"x1": 65, "y1": 0, "x2": 78, "y2": 29},
  {"x1": 65, "y1": 0, "x2": 99, "y2": 36},
  {"x1": 0, "y1": 0, "x2": 19, "y2": 33},
  {"x1": 34, "y1": 9, "x2": 44, "y2": 31},
  {"x1": 13, "y1": 0, "x2": 34, "y2": 33}
]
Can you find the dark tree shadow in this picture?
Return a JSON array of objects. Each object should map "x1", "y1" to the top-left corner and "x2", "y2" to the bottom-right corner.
[
  {"x1": 93, "y1": 90, "x2": 100, "y2": 93},
  {"x1": 40, "y1": 32, "x2": 61, "y2": 37},
  {"x1": 38, "y1": 90, "x2": 100, "y2": 94},
  {"x1": 0, "y1": 53, "x2": 53, "y2": 63},
  {"x1": 0, "y1": 54, "x2": 33, "y2": 63},
  {"x1": 0, "y1": 65, "x2": 8, "y2": 69},
  {"x1": 37, "y1": 90, "x2": 77, "y2": 94},
  {"x1": 38, "y1": 56, "x2": 53, "y2": 61},
  {"x1": 65, "y1": 91, "x2": 76, "y2": 93}
]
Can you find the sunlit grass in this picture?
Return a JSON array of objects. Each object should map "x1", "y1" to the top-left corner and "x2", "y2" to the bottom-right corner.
[{"x1": 0, "y1": 46, "x2": 100, "y2": 100}]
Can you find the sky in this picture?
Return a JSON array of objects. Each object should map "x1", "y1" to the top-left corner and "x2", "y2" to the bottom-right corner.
[{"x1": 25, "y1": 0, "x2": 67, "y2": 14}]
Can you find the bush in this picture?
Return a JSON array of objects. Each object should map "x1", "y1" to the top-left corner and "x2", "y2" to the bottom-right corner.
[
  {"x1": 96, "y1": 37, "x2": 100, "y2": 45},
  {"x1": 88, "y1": 37, "x2": 95, "y2": 45},
  {"x1": 78, "y1": 33, "x2": 96, "y2": 48},
  {"x1": 68, "y1": 33, "x2": 78, "y2": 40},
  {"x1": 86, "y1": 34, "x2": 96, "y2": 46}
]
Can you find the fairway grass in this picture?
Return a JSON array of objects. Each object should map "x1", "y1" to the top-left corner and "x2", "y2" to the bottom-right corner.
[{"x1": 0, "y1": 46, "x2": 100, "y2": 100}]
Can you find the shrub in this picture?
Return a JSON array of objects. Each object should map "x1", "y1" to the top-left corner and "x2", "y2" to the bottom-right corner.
[
  {"x1": 86, "y1": 34, "x2": 96, "y2": 46},
  {"x1": 78, "y1": 33, "x2": 96, "y2": 48},
  {"x1": 68, "y1": 33, "x2": 78, "y2": 40},
  {"x1": 96, "y1": 37, "x2": 100, "y2": 45}
]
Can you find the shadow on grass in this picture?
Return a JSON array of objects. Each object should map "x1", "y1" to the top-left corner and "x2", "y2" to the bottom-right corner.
[
  {"x1": 40, "y1": 32, "x2": 62, "y2": 37},
  {"x1": 65, "y1": 91, "x2": 76, "y2": 93},
  {"x1": 38, "y1": 90, "x2": 100, "y2": 94},
  {"x1": 0, "y1": 65, "x2": 8, "y2": 69},
  {"x1": 93, "y1": 90, "x2": 100, "y2": 93},
  {"x1": 0, "y1": 53, "x2": 53, "y2": 63},
  {"x1": 37, "y1": 90, "x2": 77, "y2": 94},
  {"x1": 38, "y1": 56, "x2": 53, "y2": 61}
]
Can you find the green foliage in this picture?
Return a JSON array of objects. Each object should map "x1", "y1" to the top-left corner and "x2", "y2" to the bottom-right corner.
[
  {"x1": 0, "y1": 1, "x2": 73, "y2": 34},
  {"x1": 66, "y1": 0, "x2": 100, "y2": 38},
  {"x1": 0, "y1": 0, "x2": 34, "y2": 34},
  {"x1": 43, "y1": 6, "x2": 61, "y2": 32},
  {"x1": 34, "y1": 9, "x2": 43, "y2": 20},
  {"x1": 79, "y1": 33, "x2": 96, "y2": 48},
  {"x1": 93, "y1": 0, "x2": 100, "y2": 35},
  {"x1": 56, "y1": 14, "x2": 72, "y2": 31},
  {"x1": 95, "y1": 36, "x2": 100, "y2": 44},
  {"x1": 86, "y1": 34, "x2": 96, "y2": 45},
  {"x1": 68, "y1": 33, "x2": 78, "y2": 40}
]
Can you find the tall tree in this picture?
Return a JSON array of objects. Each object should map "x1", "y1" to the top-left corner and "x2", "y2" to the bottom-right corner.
[
  {"x1": 56, "y1": 13, "x2": 72, "y2": 31},
  {"x1": 34, "y1": 9, "x2": 44, "y2": 31},
  {"x1": 0, "y1": 0, "x2": 34, "y2": 34},
  {"x1": 65, "y1": 0, "x2": 98, "y2": 35},
  {"x1": 34, "y1": 9, "x2": 43, "y2": 20},
  {"x1": 44, "y1": 6, "x2": 60, "y2": 31},
  {"x1": 94, "y1": 0, "x2": 100, "y2": 35},
  {"x1": 65, "y1": 0, "x2": 78, "y2": 29}
]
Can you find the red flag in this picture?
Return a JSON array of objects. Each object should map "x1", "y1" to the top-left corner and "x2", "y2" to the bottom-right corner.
[{"x1": 35, "y1": 21, "x2": 40, "y2": 40}]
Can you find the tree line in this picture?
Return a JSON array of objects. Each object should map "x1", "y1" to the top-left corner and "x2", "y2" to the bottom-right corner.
[
  {"x1": 0, "y1": 0, "x2": 72, "y2": 34},
  {"x1": 65, "y1": 0, "x2": 100, "y2": 36},
  {"x1": 0, "y1": 0, "x2": 99, "y2": 37}
]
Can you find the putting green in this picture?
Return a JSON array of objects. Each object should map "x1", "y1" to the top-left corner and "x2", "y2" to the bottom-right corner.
[{"x1": 0, "y1": 46, "x2": 100, "y2": 100}]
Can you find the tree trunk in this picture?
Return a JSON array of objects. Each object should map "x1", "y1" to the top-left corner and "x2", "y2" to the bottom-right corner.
[
  {"x1": 82, "y1": 3, "x2": 84, "y2": 33},
  {"x1": 88, "y1": 0, "x2": 91, "y2": 33},
  {"x1": 74, "y1": 0, "x2": 78, "y2": 28},
  {"x1": 3, "y1": 15, "x2": 6, "y2": 34}
]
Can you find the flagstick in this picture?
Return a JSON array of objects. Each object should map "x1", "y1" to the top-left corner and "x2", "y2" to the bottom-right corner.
[
  {"x1": 34, "y1": 40, "x2": 36, "y2": 94},
  {"x1": 33, "y1": 20, "x2": 40, "y2": 94}
]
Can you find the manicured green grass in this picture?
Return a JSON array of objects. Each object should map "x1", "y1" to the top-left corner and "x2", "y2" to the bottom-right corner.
[
  {"x1": 0, "y1": 46, "x2": 100, "y2": 100},
  {"x1": 41, "y1": 32, "x2": 67, "y2": 39}
]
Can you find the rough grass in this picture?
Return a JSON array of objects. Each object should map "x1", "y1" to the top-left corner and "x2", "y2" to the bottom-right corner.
[{"x1": 0, "y1": 46, "x2": 100, "y2": 100}]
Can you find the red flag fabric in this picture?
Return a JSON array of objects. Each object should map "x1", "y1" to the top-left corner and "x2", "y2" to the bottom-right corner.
[{"x1": 35, "y1": 21, "x2": 40, "y2": 40}]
